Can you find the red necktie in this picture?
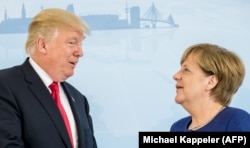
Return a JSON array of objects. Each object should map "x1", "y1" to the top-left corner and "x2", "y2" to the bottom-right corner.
[{"x1": 49, "y1": 82, "x2": 74, "y2": 148}]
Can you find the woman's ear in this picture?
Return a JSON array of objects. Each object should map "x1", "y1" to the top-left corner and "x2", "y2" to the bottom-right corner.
[{"x1": 206, "y1": 75, "x2": 218, "y2": 90}]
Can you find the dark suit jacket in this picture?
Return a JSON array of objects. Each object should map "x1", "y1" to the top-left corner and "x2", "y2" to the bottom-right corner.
[{"x1": 0, "y1": 58, "x2": 97, "y2": 148}]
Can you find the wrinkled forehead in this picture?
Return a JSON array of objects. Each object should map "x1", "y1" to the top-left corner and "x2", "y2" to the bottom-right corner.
[{"x1": 49, "y1": 27, "x2": 85, "y2": 40}]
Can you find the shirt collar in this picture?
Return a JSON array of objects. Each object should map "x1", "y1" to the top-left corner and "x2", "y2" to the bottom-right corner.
[{"x1": 29, "y1": 57, "x2": 53, "y2": 88}]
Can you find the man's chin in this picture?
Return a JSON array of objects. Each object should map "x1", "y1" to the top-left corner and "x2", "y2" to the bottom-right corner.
[{"x1": 64, "y1": 72, "x2": 74, "y2": 80}]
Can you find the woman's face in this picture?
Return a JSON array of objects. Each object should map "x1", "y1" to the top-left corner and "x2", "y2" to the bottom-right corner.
[{"x1": 173, "y1": 54, "x2": 211, "y2": 105}]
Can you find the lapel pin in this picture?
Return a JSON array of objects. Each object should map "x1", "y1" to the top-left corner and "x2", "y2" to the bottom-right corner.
[{"x1": 71, "y1": 97, "x2": 75, "y2": 102}]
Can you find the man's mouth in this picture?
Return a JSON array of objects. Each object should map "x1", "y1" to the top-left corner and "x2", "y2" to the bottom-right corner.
[{"x1": 70, "y1": 62, "x2": 76, "y2": 66}]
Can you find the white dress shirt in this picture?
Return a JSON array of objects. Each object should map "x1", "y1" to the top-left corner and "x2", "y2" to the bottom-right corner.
[{"x1": 29, "y1": 58, "x2": 78, "y2": 148}]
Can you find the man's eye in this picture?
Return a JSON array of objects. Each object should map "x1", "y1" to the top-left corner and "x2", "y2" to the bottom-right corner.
[{"x1": 69, "y1": 41, "x2": 76, "y2": 45}]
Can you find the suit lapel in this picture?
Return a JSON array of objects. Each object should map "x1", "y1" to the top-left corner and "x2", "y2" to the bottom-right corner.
[
  {"x1": 61, "y1": 82, "x2": 87, "y2": 148},
  {"x1": 21, "y1": 58, "x2": 72, "y2": 148},
  {"x1": 62, "y1": 82, "x2": 98, "y2": 148}
]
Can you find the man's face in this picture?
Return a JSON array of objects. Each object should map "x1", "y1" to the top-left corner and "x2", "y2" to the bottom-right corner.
[{"x1": 44, "y1": 28, "x2": 84, "y2": 82}]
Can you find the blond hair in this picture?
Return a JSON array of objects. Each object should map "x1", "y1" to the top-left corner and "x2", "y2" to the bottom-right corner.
[{"x1": 25, "y1": 8, "x2": 89, "y2": 54}]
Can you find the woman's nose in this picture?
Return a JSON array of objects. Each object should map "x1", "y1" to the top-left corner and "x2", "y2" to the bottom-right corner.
[{"x1": 173, "y1": 70, "x2": 180, "y2": 81}]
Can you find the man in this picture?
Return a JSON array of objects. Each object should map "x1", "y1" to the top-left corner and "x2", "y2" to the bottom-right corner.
[{"x1": 0, "y1": 8, "x2": 97, "y2": 148}]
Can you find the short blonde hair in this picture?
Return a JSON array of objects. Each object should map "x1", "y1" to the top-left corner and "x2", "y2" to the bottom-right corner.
[
  {"x1": 181, "y1": 43, "x2": 245, "y2": 106},
  {"x1": 25, "y1": 8, "x2": 89, "y2": 54}
]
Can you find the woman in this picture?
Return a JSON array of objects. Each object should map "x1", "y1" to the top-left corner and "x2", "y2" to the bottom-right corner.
[{"x1": 170, "y1": 43, "x2": 250, "y2": 131}]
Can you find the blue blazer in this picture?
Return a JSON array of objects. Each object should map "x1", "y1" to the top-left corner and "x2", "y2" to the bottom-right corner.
[{"x1": 0, "y1": 58, "x2": 97, "y2": 148}]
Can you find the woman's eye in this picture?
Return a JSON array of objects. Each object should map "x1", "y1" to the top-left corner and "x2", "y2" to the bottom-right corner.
[{"x1": 183, "y1": 68, "x2": 189, "y2": 72}]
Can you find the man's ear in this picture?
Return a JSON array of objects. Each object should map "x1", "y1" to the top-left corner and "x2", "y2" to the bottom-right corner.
[
  {"x1": 205, "y1": 75, "x2": 218, "y2": 90},
  {"x1": 36, "y1": 37, "x2": 47, "y2": 54}
]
